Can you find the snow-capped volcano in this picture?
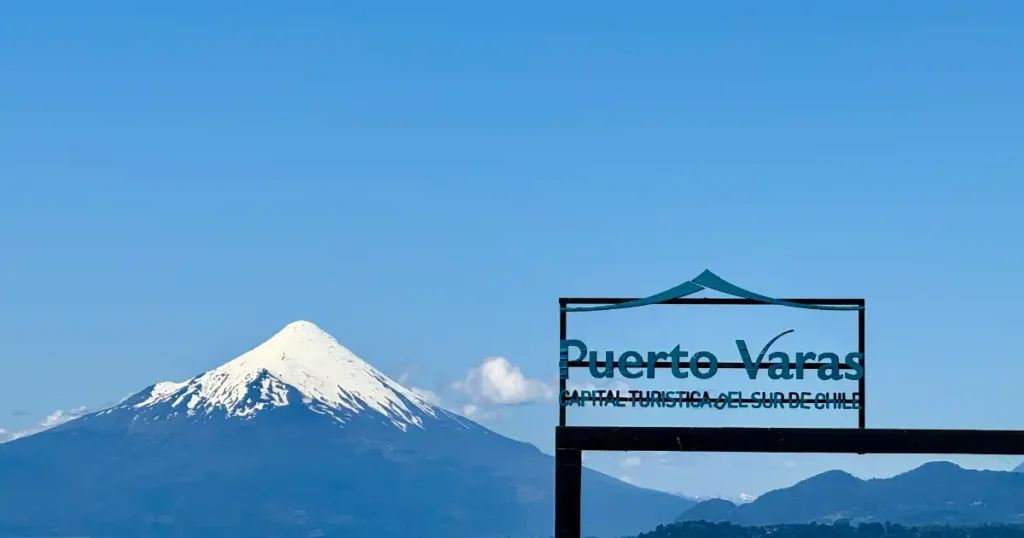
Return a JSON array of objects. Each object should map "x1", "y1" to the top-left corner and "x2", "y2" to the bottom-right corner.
[
  {"x1": 0, "y1": 320, "x2": 693, "y2": 538},
  {"x1": 125, "y1": 320, "x2": 451, "y2": 431}
]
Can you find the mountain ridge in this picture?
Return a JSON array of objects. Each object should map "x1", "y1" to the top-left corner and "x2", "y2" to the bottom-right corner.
[
  {"x1": 676, "y1": 461, "x2": 1024, "y2": 527},
  {"x1": 0, "y1": 320, "x2": 693, "y2": 538}
]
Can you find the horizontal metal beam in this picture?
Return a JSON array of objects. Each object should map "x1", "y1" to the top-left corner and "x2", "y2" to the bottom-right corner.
[
  {"x1": 565, "y1": 360, "x2": 857, "y2": 370},
  {"x1": 557, "y1": 426, "x2": 1024, "y2": 455},
  {"x1": 560, "y1": 297, "x2": 864, "y2": 306}
]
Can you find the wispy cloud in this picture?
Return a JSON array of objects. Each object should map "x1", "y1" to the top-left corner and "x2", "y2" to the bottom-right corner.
[
  {"x1": 460, "y1": 404, "x2": 497, "y2": 421},
  {"x1": 0, "y1": 406, "x2": 90, "y2": 444},
  {"x1": 621, "y1": 456, "x2": 642, "y2": 468},
  {"x1": 409, "y1": 387, "x2": 443, "y2": 406}
]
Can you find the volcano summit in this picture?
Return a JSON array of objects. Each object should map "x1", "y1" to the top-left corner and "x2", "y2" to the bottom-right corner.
[
  {"x1": 0, "y1": 320, "x2": 691, "y2": 538},
  {"x1": 127, "y1": 320, "x2": 453, "y2": 430}
]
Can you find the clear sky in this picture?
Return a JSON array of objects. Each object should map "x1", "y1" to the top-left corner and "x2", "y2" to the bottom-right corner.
[{"x1": 3, "y1": 1, "x2": 1024, "y2": 499}]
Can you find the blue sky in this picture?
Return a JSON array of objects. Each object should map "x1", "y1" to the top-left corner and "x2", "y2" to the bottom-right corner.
[{"x1": 3, "y1": 1, "x2": 1024, "y2": 498}]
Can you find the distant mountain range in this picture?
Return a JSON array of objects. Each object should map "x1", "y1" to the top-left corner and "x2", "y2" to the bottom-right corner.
[
  {"x1": 637, "y1": 520, "x2": 1024, "y2": 538},
  {"x1": 0, "y1": 321, "x2": 692, "y2": 538},
  {"x1": 677, "y1": 492, "x2": 757, "y2": 504},
  {"x1": 677, "y1": 461, "x2": 1024, "y2": 526}
]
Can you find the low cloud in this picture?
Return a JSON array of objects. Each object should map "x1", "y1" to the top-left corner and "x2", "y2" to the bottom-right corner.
[
  {"x1": 621, "y1": 456, "x2": 642, "y2": 468},
  {"x1": 40, "y1": 407, "x2": 89, "y2": 428},
  {"x1": 0, "y1": 406, "x2": 90, "y2": 444},
  {"x1": 460, "y1": 404, "x2": 497, "y2": 421},
  {"x1": 453, "y1": 357, "x2": 555, "y2": 405},
  {"x1": 620, "y1": 475, "x2": 635, "y2": 484},
  {"x1": 409, "y1": 387, "x2": 443, "y2": 406}
]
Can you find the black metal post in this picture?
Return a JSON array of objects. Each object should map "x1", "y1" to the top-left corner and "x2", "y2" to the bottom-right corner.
[
  {"x1": 554, "y1": 447, "x2": 582, "y2": 538},
  {"x1": 858, "y1": 302, "x2": 866, "y2": 430},
  {"x1": 559, "y1": 299, "x2": 567, "y2": 428}
]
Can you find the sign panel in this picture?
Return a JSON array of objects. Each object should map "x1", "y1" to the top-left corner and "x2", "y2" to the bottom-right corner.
[{"x1": 558, "y1": 269, "x2": 865, "y2": 416}]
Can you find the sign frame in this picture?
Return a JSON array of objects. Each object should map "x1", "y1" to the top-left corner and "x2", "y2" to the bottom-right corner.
[
  {"x1": 558, "y1": 296, "x2": 867, "y2": 429},
  {"x1": 554, "y1": 295, "x2": 1024, "y2": 538}
]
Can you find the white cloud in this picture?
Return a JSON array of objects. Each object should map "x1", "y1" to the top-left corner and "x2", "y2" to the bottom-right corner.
[
  {"x1": 453, "y1": 357, "x2": 555, "y2": 405},
  {"x1": 621, "y1": 456, "x2": 642, "y2": 468},
  {"x1": 784, "y1": 460, "x2": 798, "y2": 469},
  {"x1": 409, "y1": 387, "x2": 443, "y2": 406},
  {"x1": 39, "y1": 407, "x2": 88, "y2": 428},
  {"x1": 0, "y1": 406, "x2": 90, "y2": 444},
  {"x1": 620, "y1": 475, "x2": 635, "y2": 484},
  {"x1": 460, "y1": 404, "x2": 497, "y2": 421}
]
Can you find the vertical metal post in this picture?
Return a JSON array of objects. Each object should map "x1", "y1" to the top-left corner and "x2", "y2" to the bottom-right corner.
[
  {"x1": 555, "y1": 301, "x2": 580, "y2": 538},
  {"x1": 554, "y1": 446, "x2": 582, "y2": 538},
  {"x1": 559, "y1": 299, "x2": 567, "y2": 428},
  {"x1": 858, "y1": 302, "x2": 866, "y2": 430}
]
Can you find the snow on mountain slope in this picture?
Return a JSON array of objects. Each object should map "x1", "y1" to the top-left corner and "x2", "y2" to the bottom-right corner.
[
  {"x1": 0, "y1": 319, "x2": 695, "y2": 538},
  {"x1": 124, "y1": 320, "x2": 460, "y2": 431}
]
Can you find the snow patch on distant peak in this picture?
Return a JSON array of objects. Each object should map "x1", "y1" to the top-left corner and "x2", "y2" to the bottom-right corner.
[{"x1": 134, "y1": 320, "x2": 445, "y2": 430}]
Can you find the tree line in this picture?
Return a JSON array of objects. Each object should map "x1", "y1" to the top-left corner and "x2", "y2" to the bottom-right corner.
[{"x1": 628, "y1": 520, "x2": 1024, "y2": 538}]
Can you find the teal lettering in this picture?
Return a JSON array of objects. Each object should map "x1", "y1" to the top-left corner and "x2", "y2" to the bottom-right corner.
[
  {"x1": 589, "y1": 350, "x2": 614, "y2": 378},
  {"x1": 700, "y1": 391, "x2": 713, "y2": 408},
  {"x1": 714, "y1": 393, "x2": 728, "y2": 409},
  {"x1": 602, "y1": 390, "x2": 617, "y2": 407},
  {"x1": 669, "y1": 346, "x2": 689, "y2": 379},
  {"x1": 767, "y1": 351, "x2": 793, "y2": 380},
  {"x1": 561, "y1": 339, "x2": 587, "y2": 378},
  {"x1": 690, "y1": 351, "x2": 719, "y2": 379},
  {"x1": 618, "y1": 351, "x2": 645, "y2": 379},
  {"x1": 788, "y1": 392, "x2": 800, "y2": 409},
  {"x1": 646, "y1": 350, "x2": 667, "y2": 379},
  {"x1": 735, "y1": 329, "x2": 795, "y2": 380},
  {"x1": 800, "y1": 392, "x2": 812, "y2": 409},
  {"x1": 817, "y1": 352, "x2": 843, "y2": 381},
  {"x1": 795, "y1": 352, "x2": 816, "y2": 379},
  {"x1": 727, "y1": 391, "x2": 742, "y2": 408},
  {"x1": 844, "y1": 352, "x2": 864, "y2": 380},
  {"x1": 652, "y1": 391, "x2": 664, "y2": 408},
  {"x1": 814, "y1": 393, "x2": 827, "y2": 409}
]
